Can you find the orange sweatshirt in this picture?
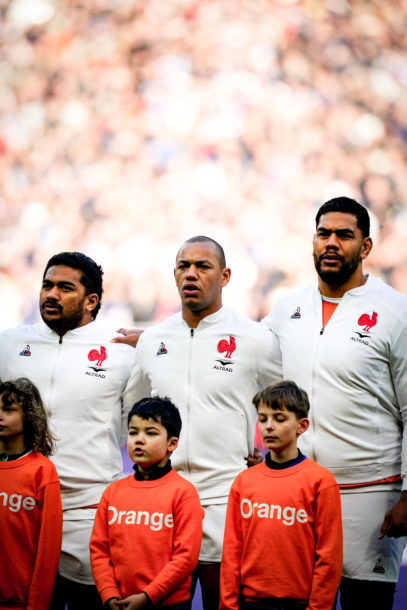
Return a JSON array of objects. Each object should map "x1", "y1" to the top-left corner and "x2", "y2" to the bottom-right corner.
[
  {"x1": 89, "y1": 469, "x2": 203, "y2": 606},
  {"x1": 0, "y1": 452, "x2": 62, "y2": 610},
  {"x1": 220, "y1": 458, "x2": 342, "y2": 610}
]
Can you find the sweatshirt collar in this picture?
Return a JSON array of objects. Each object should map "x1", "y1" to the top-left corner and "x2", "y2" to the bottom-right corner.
[{"x1": 133, "y1": 458, "x2": 172, "y2": 481}]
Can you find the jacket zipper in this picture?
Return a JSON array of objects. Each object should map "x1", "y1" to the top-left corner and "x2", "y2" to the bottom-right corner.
[{"x1": 185, "y1": 327, "x2": 194, "y2": 475}]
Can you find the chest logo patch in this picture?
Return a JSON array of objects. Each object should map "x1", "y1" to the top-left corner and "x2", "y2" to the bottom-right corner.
[
  {"x1": 86, "y1": 346, "x2": 107, "y2": 377},
  {"x1": 19, "y1": 344, "x2": 31, "y2": 356},
  {"x1": 214, "y1": 336, "x2": 236, "y2": 372},
  {"x1": 357, "y1": 311, "x2": 377, "y2": 332},
  {"x1": 217, "y1": 336, "x2": 236, "y2": 358}
]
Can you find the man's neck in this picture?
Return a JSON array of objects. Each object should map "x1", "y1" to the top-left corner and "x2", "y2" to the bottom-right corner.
[
  {"x1": 318, "y1": 272, "x2": 368, "y2": 298},
  {"x1": 182, "y1": 304, "x2": 222, "y2": 329}
]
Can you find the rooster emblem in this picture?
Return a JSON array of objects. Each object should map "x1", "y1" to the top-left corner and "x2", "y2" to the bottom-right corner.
[
  {"x1": 217, "y1": 336, "x2": 236, "y2": 359},
  {"x1": 88, "y1": 346, "x2": 107, "y2": 367},
  {"x1": 357, "y1": 311, "x2": 377, "y2": 332}
]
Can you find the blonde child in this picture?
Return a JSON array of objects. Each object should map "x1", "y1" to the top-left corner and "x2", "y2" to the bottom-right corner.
[{"x1": 0, "y1": 378, "x2": 62, "y2": 610}]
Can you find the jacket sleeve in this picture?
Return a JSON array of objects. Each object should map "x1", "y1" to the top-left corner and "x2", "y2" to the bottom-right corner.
[
  {"x1": 27, "y1": 478, "x2": 63, "y2": 610},
  {"x1": 390, "y1": 320, "x2": 407, "y2": 490},
  {"x1": 90, "y1": 491, "x2": 122, "y2": 605},
  {"x1": 307, "y1": 482, "x2": 343, "y2": 610},
  {"x1": 257, "y1": 317, "x2": 283, "y2": 388},
  {"x1": 143, "y1": 487, "x2": 203, "y2": 605},
  {"x1": 121, "y1": 338, "x2": 152, "y2": 445},
  {"x1": 219, "y1": 480, "x2": 242, "y2": 610}
]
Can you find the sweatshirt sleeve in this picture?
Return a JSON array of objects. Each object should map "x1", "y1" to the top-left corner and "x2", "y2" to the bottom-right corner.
[
  {"x1": 143, "y1": 486, "x2": 203, "y2": 605},
  {"x1": 219, "y1": 480, "x2": 242, "y2": 610},
  {"x1": 90, "y1": 491, "x2": 122, "y2": 604},
  {"x1": 27, "y1": 477, "x2": 62, "y2": 610},
  {"x1": 307, "y1": 481, "x2": 343, "y2": 610}
]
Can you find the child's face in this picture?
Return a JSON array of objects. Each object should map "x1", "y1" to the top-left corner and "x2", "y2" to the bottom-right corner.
[
  {"x1": 127, "y1": 415, "x2": 178, "y2": 470},
  {"x1": 0, "y1": 394, "x2": 24, "y2": 445},
  {"x1": 257, "y1": 401, "x2": 308, "y2": 462}
]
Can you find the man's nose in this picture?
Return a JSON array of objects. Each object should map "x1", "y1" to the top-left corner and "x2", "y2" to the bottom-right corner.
[
  {"x1": 325, "y1": 233, "x2": 340, "y2": 248},
  {"x1": 46, "y1": 286, "x2": 60, "y2": 299},
  {"x1": 186, "y1": 265, "x2": 198, "y2": 278}
]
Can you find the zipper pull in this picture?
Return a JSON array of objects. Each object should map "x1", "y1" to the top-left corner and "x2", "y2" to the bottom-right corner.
[
  {"x1": 320, "y1": 327, "x2": 324, "y2": 335},
  {"x1": 190, "y1": 328, "x2": 194, "y2": 338}
]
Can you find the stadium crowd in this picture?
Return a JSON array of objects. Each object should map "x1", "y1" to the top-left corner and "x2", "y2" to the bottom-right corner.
[{"x1": 0, "y1": 0, "x2": 406, "y2": 330}]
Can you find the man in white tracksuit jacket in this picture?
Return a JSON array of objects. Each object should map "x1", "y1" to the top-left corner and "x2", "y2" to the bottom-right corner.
[
  {"x1": 0, "y1": 252, "x2": 136, "y2": 610},
  {"x1": 125, "y1": 236, "x2": 281, "y2": 610},
  {"x1": 262, "y1": 197, "x2": 407, "y2": 610}
]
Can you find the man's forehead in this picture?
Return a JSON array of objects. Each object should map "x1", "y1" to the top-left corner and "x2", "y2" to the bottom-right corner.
[
  {"x1": 176, "y1": 241, "x2": 218, "y2": 262},
  {"x1": 316, "y1": 211, "x2": 359, "y2": 231},
  {"x1": 43, "y1": 265, "x2": 83, "y2": 282}
]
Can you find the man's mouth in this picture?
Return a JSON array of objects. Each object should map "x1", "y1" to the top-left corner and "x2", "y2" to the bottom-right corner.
[
  {"x1": 183, "y1": 284, "x2": 200, "y2": 297},
  {"x1": 320, "y1": 253, "x2": 343, "y2": 265},
  {"x1": 42, "y1": 301, "x2": 62, "y2": 313}
]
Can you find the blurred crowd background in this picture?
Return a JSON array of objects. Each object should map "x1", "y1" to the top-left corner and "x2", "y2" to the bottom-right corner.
[{"x1": 0, "y1": 0, "x2": 406, "y2": 331}]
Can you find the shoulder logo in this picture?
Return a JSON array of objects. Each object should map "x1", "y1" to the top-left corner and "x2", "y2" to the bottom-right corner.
[
  {"x1": 157, "y1": 342, "x2": 167, "y2": 356},
  {"x1": 290, "y1": 307, "x2": 301, "y2": 319},
  {"x1": 19, "y1": 344, "x2": 31, "y2": 357},
  {"x1": 358, "y1": 311, "x2": 377, "y2": 332}
]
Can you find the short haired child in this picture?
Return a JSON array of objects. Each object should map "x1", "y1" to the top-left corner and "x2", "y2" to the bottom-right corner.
[
  {"x1": 90, "y1": 397, "x2": 203, "y2": 609},
  {"x1": 220, "y1": 380, "x2": 342, "y2": 610},
  {"x1": 0, "y1": 377, "x2": 62, "y2": 610}
]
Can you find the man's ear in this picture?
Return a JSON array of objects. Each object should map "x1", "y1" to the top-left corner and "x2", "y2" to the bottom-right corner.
[
  {"x1": 361, "y1": 236, "x2": 373, "y2": 260},
  {"x1": 297, "y1": 418, "x2": 309, "y2": 437},
  {"x1": 85, "y1": 293, "x2": 99, "y2": 314},
  {"x1": 221, "y1": 267, "x2": 231, "y2": 288}
]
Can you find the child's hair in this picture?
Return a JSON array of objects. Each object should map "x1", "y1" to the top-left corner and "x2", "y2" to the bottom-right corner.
[
  {"x1": 253, "y1": 380, "x2": 310, "y2": 419},
  {"x1": 128, "y1": 396, "x2": 182, "y2": 439},
  {"x1": 0, "y1": 378, "x2": 55, "y2": 456}
]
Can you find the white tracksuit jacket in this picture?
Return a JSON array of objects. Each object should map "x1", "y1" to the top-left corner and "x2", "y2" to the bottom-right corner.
[
  {"x1": 0, "y1": 320, "x2": 136, "y2": 509},
  {"x1": 262, "y1": 276, "x2": 407, "y2": 490},
  {"x1": 125, "y1": 306, "x2": 282, "y2": 500}
]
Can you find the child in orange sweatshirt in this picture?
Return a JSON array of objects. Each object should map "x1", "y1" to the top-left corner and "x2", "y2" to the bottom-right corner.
[
  {"x1": 0, "y1": 378, "x2": 62, "y2": 610},
  {"x1": 220, "y1": 380, "x2": 343, "y2": 610},
  {"x1": 90, "y1": 397, "x2": 203, "y2": 609}
]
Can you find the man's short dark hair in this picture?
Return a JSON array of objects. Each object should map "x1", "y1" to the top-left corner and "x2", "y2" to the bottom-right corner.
[
  {"x1": 43, "y1": 252, "x2": 103, "y2": 318},
  {"x1": 253, "y1": 380, "x2": 310, "y2": 419},
  {"x1": 184, "y1": 236, "x2": 226, "y2": 269},
  {"x1": 315, "y1": 197, "x2": 370, "y2": 238},
  {"x1": 128, "y1": 397, "x2": 182, "y2": 439}
]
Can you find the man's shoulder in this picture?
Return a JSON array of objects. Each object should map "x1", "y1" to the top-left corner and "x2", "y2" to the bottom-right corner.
[
  {"x1": 86, "y1": 320, "x2": 136, "y2": 349},
  {"x1": 0, "y1": 322, "x2": 45, "y2": 342},
  {"x1": 216, "y1": 306, "x2": 270, "y2": 336},
  {"x1": 139, "y1": 313, "x2": 182, "y2": 339},
  {"x1": 366, "y1": 276, "x2": 407, "y2": 316}
]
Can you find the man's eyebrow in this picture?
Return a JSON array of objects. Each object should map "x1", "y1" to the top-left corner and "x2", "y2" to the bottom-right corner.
[
  {"x1": 177, "y1": 258, "x2": 213, "y2": 265},
  {"x1": 317, "y1": 226, "x2": 355, "y2": 235}
]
